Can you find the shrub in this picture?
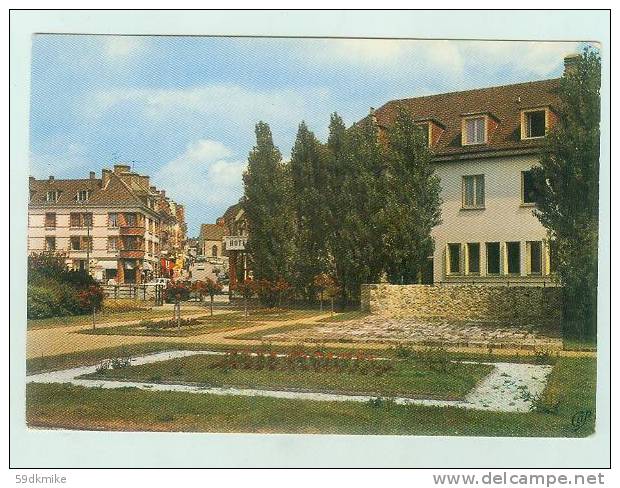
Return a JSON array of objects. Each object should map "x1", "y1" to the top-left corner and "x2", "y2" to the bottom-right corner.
[{"x1": 27, "y1": 285, "x2": 62, "y2": 319}]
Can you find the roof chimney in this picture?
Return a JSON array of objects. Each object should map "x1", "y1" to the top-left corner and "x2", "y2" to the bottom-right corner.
[
  {"x1": 563, "y1": 53, "x2": 580, "y2": 76},
  {"x1": 48, "y1": 175, "x2": 54, "y2": 181},
  {"x1": 89, "y1": 171, "x2": 96, "y2": 179},
  {"x1": 113, "y1": 164, "x2": 131, "y2": 174}
]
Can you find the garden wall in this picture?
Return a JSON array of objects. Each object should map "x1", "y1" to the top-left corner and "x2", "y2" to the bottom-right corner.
[{"x1": 360, "y1": 284, "x2": 562, "y2": 328}]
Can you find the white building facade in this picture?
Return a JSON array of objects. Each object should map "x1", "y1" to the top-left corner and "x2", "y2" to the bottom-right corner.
[{"x1": 373, "y1": 60, "x2": 573, "y2": 286}]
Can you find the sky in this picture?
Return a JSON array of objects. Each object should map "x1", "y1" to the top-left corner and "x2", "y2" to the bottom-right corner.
[{"x1": 30, "y1": 35, "x2": 586, "y2": 236}]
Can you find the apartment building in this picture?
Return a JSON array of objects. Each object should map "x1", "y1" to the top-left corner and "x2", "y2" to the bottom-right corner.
[
  {"x1": 28, "y1": 164, "x2": 187, "y2": 284},
  {"x1": 372, "y1": 56, "x2": 576, "y2": 285}
]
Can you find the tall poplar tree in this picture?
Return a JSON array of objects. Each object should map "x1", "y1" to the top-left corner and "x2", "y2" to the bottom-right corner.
[
  {"x1": 289, "y1": 122, "x2": 330, "y2": 299},
  {"x1": 381, "y1": 107, "x2": 442, "y2": 284},
  {"x1": 327, "y1": 114, "x2": 385, "y2": 304},
  {"x1": 531, "y1": 48, "x2": 601, "y2": 340},
  {"x1": 243, "y1": 122, "x2": 295, "y2": 284}
]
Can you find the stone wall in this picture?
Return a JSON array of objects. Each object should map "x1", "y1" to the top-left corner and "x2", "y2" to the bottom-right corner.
[{"x1": 360, "y1": 284, "x2": 562, "y2": 328}]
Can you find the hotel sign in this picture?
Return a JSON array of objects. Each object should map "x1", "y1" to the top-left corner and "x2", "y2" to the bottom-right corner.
[{"x1": 224, "y1": 236, "x2": 247, "y2": 251}]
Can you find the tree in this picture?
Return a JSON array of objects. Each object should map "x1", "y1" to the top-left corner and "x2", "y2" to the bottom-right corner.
[
  {"x1": 290, "y1": 122, "x2": 331, "y2": 298},
  {"x1": 530, "y1": 48, "x2": 601, "y2": 340},
  {"x1": 165, "y1": 282, "x2": 189, "y2": 330},
  {"x1": 77, "y1": 285, "x2": 105, "y2": 329},
  {"x1": 192, "y1": 279, "x2": 222, "y2": 316},
  {"x1": 381, "y1": 107, "x2": 442, "y2": 284},
  {"x1": 243, "y1": 122, "x2": 296, "y2": 284},
  {"x1": 326, "y1": 114, "x2": 385, "y2": 305},
  {"x1": 204, "y1": 278, "x2": 223, "y2": 316},
  {"x1": 313, "y1": 273, "x2": 339, "y2": 315}
]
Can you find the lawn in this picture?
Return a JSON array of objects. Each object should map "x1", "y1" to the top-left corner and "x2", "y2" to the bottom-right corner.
[
  {"x1": 26, "y1": 357, "x2": 596, "y2": 436},
  {"x1": 228, "y1": 322, "x2": 321, "y2": 340},
  {"x1": 80, "y1": 353, "x2": 494, "y2": 400},
  {"x1": 27, "y1": 307, "x2": 180, "y2": 330},
  {"x1": 75, "y1": 312, "x2": 245, "y2": 337}
]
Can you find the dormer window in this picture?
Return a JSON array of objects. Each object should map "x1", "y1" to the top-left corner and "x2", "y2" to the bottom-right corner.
[
  {"x1": 45, "y1": 190, "x2": 59, "y2": 202},
  {"x1": 76, "y1": 190, "x2": 91, "y2": 202},
  {"x1": 462, "y1": 116, "x2": 487, "y2": 145},
  {"x1": 521, "y1": 109, "x2": 548, "y2": 139}
]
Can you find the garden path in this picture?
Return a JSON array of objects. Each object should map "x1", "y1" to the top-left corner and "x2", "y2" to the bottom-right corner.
[{"x1": 26, "y1": 350, "x2": 553, "y2": 413}]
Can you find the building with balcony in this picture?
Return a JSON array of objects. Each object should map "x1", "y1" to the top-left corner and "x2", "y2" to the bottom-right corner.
[{"x1": 28, "y1": 164, "x2": 187, "y2": 284}]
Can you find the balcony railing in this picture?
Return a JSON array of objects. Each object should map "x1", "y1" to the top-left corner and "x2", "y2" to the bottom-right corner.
[{"x1": 119, "y1": 225, "x2": 146, "y2": 236}]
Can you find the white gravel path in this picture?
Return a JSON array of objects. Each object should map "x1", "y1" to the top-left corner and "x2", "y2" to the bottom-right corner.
[{"x1": 26, "y1": 350, "x2": 552, "y2": 413}]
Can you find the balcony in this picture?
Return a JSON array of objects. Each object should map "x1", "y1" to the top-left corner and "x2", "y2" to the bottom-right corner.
[
  {"x1": 224, "y1": 235, "x2": 247, "y2": 251},
  {"x1": 119, "y1": 225, "x2": 145, "y2": 236},
  {"x1": 119, "y1": 249, "x2": 145, "y2": 259}
]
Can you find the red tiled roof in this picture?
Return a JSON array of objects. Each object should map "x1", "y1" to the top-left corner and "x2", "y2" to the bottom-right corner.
[
  {"x1": 29, "y1": 172, "x2": 144, "y2": 207},
  {"x1": 373, "y1": 78, "x2": 561, "y2": 160}
]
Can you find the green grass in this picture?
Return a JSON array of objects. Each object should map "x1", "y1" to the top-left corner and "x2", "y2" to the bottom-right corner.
[
  {"x1": 229, "y1": 322, "x2": 321, "y2": 340},
  {"x1": 236, "y1": 309, "x2": 326, "y2": 321},
  {"x1": 563, "y1": 337, "x2": 597, "y2": 352},
  {"x1": 81, "y1": 354, "x2": 493, "y2": 400},
  {"x1": 26, "y1": 357, "x2": 596, "y2": 436},
  {"x1": 28, "y1": 308, "x2": 180, "y2": 330},
  {"x1": 75, "y1": 312, "x2": 246, "y2": 337},
  {"x1": 26, "y1": 340, "x2": 570, "y2": 376}
]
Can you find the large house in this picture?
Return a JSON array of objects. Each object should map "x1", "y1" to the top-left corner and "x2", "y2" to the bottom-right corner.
[
  {"x1": 28, "y1": 164, "x2": 187, "y2": 284},
  {"x1": 372, "y1": 56, "x2": 577, "y2": 285}
]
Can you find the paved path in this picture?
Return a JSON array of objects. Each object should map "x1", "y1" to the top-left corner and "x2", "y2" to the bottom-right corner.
[
  {"x1": 27, "y1": 310, "x2": 595, "y2": 360},
  {"x1": 26, "y1": 350, "x2": 553, "y2": 413}
]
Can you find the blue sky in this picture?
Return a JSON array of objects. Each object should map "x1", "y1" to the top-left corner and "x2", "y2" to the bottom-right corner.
[{"x1": 30, "y1": 35, "x2": 584, "y2": 236}]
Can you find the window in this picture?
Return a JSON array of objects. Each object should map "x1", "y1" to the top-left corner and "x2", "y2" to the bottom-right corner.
[
  {"x1": 463, "y1": 116, "x2": 486, "y2": 145},
  {"x1": 45, "y1": 237, "x2": 56, "y2": 251},
  {"x1": 506, "y1": 242, "x2": 521, "y2": 274},
  {"x1": 108, "y1": 213, "x2": 118, "y2": 228},
  {"x1": 76, "y1": 189, "x2": 91, "y2": 202},
  {"x1": 523, "y1": 110, "x2": 546, "y2": 139},
  {"x1": 486, "y1": 242, "x2": 501, "y2": 275},
  {"x1": 447, "y1": 243, "x2": 461, "y2": 274},
  {"x1": 527, "y1": 241, "x2": 543, "y2": 275},
  {"x1": 70, "y1": 213, "x2": 80, "y2": 228},
  {"x1": 70, "y1": 236, "x2": 92, "y2": 251},
  {"x1": 45, "y1": 190, "x2": 59, "y2": 202},
  {"x1": 466, "y1": 243, "x2": 480, "y2": 274},
  {"x1": 522, "y1": 170, "x2": 539, "y2": 204},
  {"x1": 45, "y1": 212, "x2": 56, "y2": 228},
  {"x1": 108, "y1": 236, "x2": 118, "y2": 251},
  {"x1": 212, "y1": 245, "x2": 218, "y2": 257},
  {"x1": 462, "y1": 175, "x2": 485, "y2": 208},
  {"x1": 125, "y1": 213, "x2": 137, "y2": 227},
  {"x1": 70, "y1": 212, "x2": 92, "y2": 228}
]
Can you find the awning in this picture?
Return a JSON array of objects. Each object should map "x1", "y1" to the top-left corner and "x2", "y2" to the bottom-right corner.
[{"x1": 100, "y1": 260, "x2": 118, "y2": 270}]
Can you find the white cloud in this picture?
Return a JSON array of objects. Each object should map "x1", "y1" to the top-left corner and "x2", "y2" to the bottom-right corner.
[
  {"x1": 29, "y1": 142, "x2": 90, "y2": 178},
  {"x1": 153, "y1": 139, "x2": 246, "y2": 210},
  {"x1": 83, "y1": 84, "x2": 330, "y2": 129},
  {"x1": 102, "y1": 36, "x2": 147, "y2": 61},
  {"x1": 296, "y1": 39, "x2": 582, "y2": 82}
]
